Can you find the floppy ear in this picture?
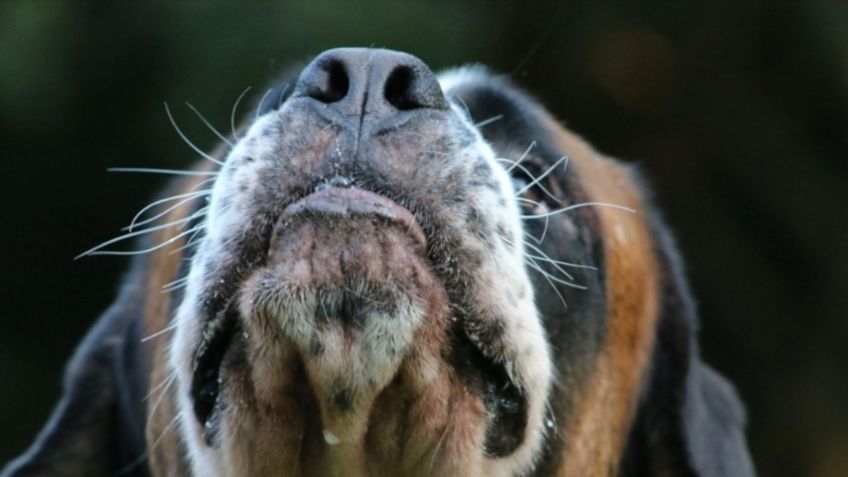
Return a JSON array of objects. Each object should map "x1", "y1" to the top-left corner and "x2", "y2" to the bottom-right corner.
[
  {"x1": 622, "y1": 215, "x2": 756, "y2": 476},
  {"x1": 2, "y1": 277, "x2": 149, "y2": 477},
  {"x1": 682, "y1": 359, "x2": 755, "y2": 476}
]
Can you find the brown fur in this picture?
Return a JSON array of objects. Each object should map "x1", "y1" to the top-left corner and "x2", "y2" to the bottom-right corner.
[{"x1": 543, "y1": 120, "x2": 660, "y2": 476}]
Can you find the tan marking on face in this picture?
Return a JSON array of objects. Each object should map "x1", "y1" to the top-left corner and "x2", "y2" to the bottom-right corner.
[
  {"x1": 144, "y1": 159, "x2": 219, "y2": 477},
  {"x1": 544, "y1": 119, "x2": 660, "y2": 476}
]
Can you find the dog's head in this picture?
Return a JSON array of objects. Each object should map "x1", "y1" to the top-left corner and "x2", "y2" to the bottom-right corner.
[{"x1": 4, "y1": 49, "x2": 754, "y2": 477}]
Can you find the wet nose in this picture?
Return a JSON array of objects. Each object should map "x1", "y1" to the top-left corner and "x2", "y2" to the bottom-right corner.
[{"x1": 294, "y1": 48, "x2": 448, "y2": 123}]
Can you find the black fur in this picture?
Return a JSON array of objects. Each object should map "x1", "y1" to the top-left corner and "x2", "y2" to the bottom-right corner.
[
  {"x1": 451, "y1": 73, "x2": 754, "y2": 476},
  {"x1": 617, "y1": 207, "x2": 754, "y2": 476},
  {"x1": 2, "y1": 257, "x2": 151, "y2": 477}
]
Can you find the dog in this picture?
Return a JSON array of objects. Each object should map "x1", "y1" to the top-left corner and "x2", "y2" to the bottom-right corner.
[{"x1": 3, "y1": 48, "x2": 754, "y2": 476}]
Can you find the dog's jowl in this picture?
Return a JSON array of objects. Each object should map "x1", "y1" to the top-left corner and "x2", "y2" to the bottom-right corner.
[{"x1": 3, "y1": 49, "x2": 755, "y2": 477}]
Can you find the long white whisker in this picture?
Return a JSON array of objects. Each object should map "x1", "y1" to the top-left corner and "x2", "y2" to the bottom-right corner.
[
  {"x1": 524, "y1": 257, "x2": 569, "y2": 308},
  {"x1": 521, "y1": 201, "x2": 636, "y2": 219},
  {"x1": 145, "y1": 370, "x2": 177, "y2": 402},
  {"x1": 255, "y1": 88, "x2": 274, "y2": 120},
  {"x1": 126, "y1": 190, "x2": 210, "y2": 232},
  {"x1": 141, "y1": 322, "x2": 179, "y2": 343},
  {"x1": 149, "y1": 411, "x2": 182, "y2": 452},
  {"x1": 508, "y1": 235, "x2": 592, "y2": 284},
  {"x1": 523, "y1": 248, "x2": 597, "y2": 271},
  {"x1": 475, "y1": 114, "x2": 503, "y2": 128},
  {"x1": 108, "y1": 167, "x2": 218, "y2": 177},
  {"x1": 501, "y1": 158, "x2": 562, "y2": 204},
  {"x1": 86, "y1": 223, "x2": 206, "y2": 257},
  {"x1": 452, "y1": 95, "x2": 473, "y2": 121},
  {"x1": 185, "y1": 101, "x2": 233, "y2": 147},
  {"x1": 276, "y1": 83, "x2": 292, "y2": 110},
  {"x1": 164, "y1": 102, "x2": 224, "y2": 166},
  {"x1": 521, "y1": 246, "x2": 574, "y2": 281},
  {"x1": 516, "y1": 154, "x2": 568, "y2": 197},
  {"x1": 506, "y1": 140, "x2": 536, "y2": 173},
  {"x1": 146, "y1": 374, "x2": 178, "y2": 432},
  {"x1": 230, "y1": 86, "x2": 252, "y2": 141},
  {"x1": 527, "y1": 259, "x2": 587, "y2": 290},
  {"x1": 167, "y1": 225, "x2": 206, "y2": 256},
  {"x1": 162, "y1": 276, "x2": 189, "y2": 293},
  {"x1": 427, "y1": 422, "x2": 452, "y2": 477},
  {"x1": 517, "y1": 197, "x2": 552, "y2": 242},
  {"x1": 190, "y1": 177, "x2": 218, "y2": 191},
  {"x1": 76, "y1": 213, "x2": 203, "y2": 259}
]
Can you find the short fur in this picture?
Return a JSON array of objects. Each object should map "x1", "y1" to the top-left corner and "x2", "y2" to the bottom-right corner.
[{"x1": 3, "y1": 49, "x2": 754, "y2": 477}]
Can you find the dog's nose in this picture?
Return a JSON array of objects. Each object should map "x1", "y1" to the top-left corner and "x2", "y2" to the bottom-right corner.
[{"x1": 294, "y1": 48, "x2": 448, "y2": 122}]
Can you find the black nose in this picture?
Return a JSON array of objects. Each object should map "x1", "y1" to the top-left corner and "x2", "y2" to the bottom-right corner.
[{"x1": 294, "y1": 48, "x2": 448, "y2": 121}]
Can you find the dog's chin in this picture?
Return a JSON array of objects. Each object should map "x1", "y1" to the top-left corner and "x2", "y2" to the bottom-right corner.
[
  {"x1": 184, "y1": 187, "x2": 536, "y2": 475},
  {"x1": 241, "y1": 190, "x2": 444, "y2": 432}
]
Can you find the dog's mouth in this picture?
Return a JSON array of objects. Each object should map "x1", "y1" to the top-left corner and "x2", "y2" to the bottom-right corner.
[{"x1": 189, "y1": 183, "x2": 529, "y2": 457}]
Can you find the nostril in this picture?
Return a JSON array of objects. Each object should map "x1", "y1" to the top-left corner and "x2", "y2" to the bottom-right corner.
[
  {"x1": 306, "y1": 59, "x2": 349, "y2": 104},
  {"x1": 297, "y1": 48, "x2": 447, "y2": 114},
  {"x1": 384, "y1": 66, "x2": 422, "y2": 111}
]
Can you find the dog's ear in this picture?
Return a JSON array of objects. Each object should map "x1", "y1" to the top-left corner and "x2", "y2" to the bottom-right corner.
[
  {"x1": 2, "y1": 280, "x2": 148, "y2": 477},
  {"x1": 682, "y1": 359, "x2": 755, "y2": 476},
  {"x1": 622, "y1": 215, "x2": 756, "y2": 476}
]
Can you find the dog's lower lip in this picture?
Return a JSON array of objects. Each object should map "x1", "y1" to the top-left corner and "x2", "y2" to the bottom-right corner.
[
  {"x1": 190, "y1": 301, "x2": 239, "y2": 439},
  {"x1": 280, "y1": 186, "x2": 426, "y2": 247}
]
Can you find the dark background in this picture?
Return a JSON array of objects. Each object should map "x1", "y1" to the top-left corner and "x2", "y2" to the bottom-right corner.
[{"x1": 1, "y1": 1, "x2": 846, "y2": 475}]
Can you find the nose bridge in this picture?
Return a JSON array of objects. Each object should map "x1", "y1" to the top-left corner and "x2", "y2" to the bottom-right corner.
[{"x1": 294, "y1": 47, "x2": 448, "y2": 124}]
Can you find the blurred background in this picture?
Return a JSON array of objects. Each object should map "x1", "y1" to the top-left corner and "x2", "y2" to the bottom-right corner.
[{"x1": 1, "y1": 1, "x2": 846, "y2": 475}]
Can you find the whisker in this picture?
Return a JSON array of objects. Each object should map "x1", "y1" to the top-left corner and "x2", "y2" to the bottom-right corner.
[
  {"x1": 474, "y1": 114, "x2": 503, "y2": 128},
  {"x1": 185, "y1": 101, "x2": 233, "y2": 147},
  {"x1": 422, "y1": 149, "x2": 451, "y2": 157},
  {"x1": 277, "y1": 83, "x2": 292, "y2": 110},
  {"x1": 162, "y1": 276, "x2": 189, "y2": 293},
  {"x1": 230, "y1": 86, "x2": 252, "y2": 141},
  {"x1": 118, "y1": 370, "x2": 188, "y2": 475},
  {"x1": 500, "y1": 158, "x2": 561, "y2": 204},
  {"x1": 190, "y1": 177, "x2": 218, "y2": 191},
  {"x1": 427, "y1": 421, "x2": 452, "y2": 477},
  {"x1": 76, "y1": 213, "x2": 204, "y2": 259},
  {"x1": 524, "y1": 257, "x2": 569, "y2": 309},
  {"x1": 164, "y1": 102, "x2": 224, "y2": 166},
  {"x1": 145, "y1": 371, "x2": 177, "y2": 402},
  {"x1": 140, "y1": 322, "x2": 179, "y2": 343},
  {"x1": 522, "y1": 247, "x2": 574, "y2": 281},
  {"x1": 255, "y1": 88, "x2": 274, "y2": 120},
  {"x1": 452, "y1": 95, "x2": 473, "y2": 121},
  {"x1": 126, "y1": 190, "x2": 211, "y2": 232},
  {"x1": 523, "y1": 248, "x2": 597, "y2": 271},
  {"x1": 527, "y1": 259, "x2": 587, "y2": 290},
  {"x1": 108, "y1": 167, "x2": 218, "y2": 177},
  {"x1": 544, "y1": 400, "x2": 560, "y2": 437},
  {"x1": 517, "y1": 198, "x2": 551, "y2": 242},
  {"x1": 521, "y1": 201, "x2": 636, "y2": 219},
  {"x1": 508, "y1": 236, "x2": 593, "y2": 285},
  {"x1": 86, "y1": 223, "x2": 206, "y2": 257},
  {"x1": 167, "y1": 225, "x2": 207, "y2": 256},
  {"x1": 146, "y1": 377, "x2": 179, "y2": 438},
  {"x1": 506, "y1": 140, "x2": 536, "y2": 173},
  {"x1": 157, "y1": 411, "x2": 182, "y2": 440},
  {"x1": 516, "y1": 154, "x2": 568, "y2": 198}
]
